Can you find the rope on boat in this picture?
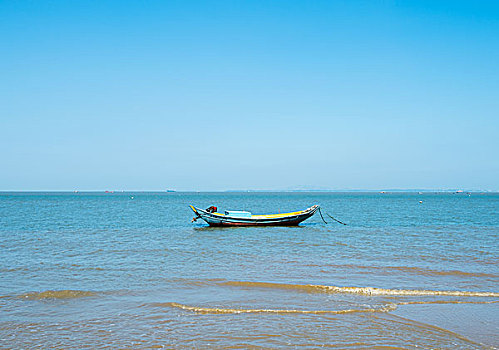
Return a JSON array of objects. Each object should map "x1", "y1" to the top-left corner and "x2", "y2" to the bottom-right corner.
[
  {"x1": 319, "y1": 207, "x2": 347, "y2": 225},
  {"x1": 318, "y1": 207, "x2": 328, "y2": 224}
]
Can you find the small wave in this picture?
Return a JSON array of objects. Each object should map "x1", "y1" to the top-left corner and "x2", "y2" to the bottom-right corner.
[
  {"x1": 19, "y1": 290, "x2": 97, "y2": 300},
  {"x1": 161, "y1": 302, "x2": 397, "y2": 315},
  {"x1": 320, "y1": 264, "x2": 497, "y2": 278},
  {"x1": 222, "y1": 281, "x2": 499, "y2": 297},
  {"x1": 156, "y1": 299, "x2": 498, "y2": 315},
  {"x1": 169, "y1": 278, "x2": 227, "y2": 287},
  {"x1": 398, "y1": 300, "x2": 499, "y2": 306}
]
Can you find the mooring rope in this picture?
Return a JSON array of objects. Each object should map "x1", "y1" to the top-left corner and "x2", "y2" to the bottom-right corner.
[
  {"x1": 318, "y1": 207, "x2": 328, "y2": 224},
  {"x1": 319, "y1": 207, "x2": 347, "y2": 225}
]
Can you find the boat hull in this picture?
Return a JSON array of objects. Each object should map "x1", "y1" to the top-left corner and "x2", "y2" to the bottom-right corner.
[{"x1": 190, "y1": 205, "x2": 319, "y2": 227}]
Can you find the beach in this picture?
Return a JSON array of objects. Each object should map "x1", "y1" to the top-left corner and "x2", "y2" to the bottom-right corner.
[{"x1": 0, "y1": 192, "x2": 497, "y2": 348}]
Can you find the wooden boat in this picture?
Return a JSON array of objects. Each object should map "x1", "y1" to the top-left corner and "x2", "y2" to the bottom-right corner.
[{"x1": 190, "y1": 204, "x2": 320, "y2": 227}]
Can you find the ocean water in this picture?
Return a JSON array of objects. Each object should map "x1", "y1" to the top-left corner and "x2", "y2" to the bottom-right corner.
[{"x1": 0, "y1": 192, "x2": 497, "y2": 349}]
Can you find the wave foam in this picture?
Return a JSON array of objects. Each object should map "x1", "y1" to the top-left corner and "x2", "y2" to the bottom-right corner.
[
  {"x1": 222, "y1": 281, "x2": 499, "y2": 297},
  {"x1": 161, "y1": 302, "x2": 397, "y2": 315}
]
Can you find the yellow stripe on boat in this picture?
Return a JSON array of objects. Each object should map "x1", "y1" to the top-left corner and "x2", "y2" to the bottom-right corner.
[{"x1": 251, "y1": 210, "x2": 306, "y2": 219}]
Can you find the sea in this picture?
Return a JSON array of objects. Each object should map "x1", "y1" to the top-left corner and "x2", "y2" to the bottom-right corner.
[{"x1": 0, "y1": 192, "x2": 497, "y2": 349}]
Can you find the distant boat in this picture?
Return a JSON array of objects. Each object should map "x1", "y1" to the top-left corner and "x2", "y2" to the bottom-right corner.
[{"x1": 190, "y1": 205, "x2": 320, "y2": 227}]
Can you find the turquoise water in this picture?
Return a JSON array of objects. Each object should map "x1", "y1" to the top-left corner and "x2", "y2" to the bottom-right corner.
[{"x1": 0, "y1": 192, "x2": 498, "y2": 348}]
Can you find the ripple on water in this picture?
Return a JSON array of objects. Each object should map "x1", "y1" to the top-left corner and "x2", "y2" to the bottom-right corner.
[{"x1": 19, "y1": 290, "x2": 98, "y2": 300}]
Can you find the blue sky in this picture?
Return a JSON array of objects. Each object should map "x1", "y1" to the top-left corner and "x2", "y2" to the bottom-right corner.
[{"x1": 1, "y1": 0, "x2": 498, "y2": 191}]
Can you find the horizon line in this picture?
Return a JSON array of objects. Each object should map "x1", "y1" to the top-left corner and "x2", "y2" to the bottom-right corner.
[{"x1": 0, "y1": 189, "x2": 497, "y2": 193}]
